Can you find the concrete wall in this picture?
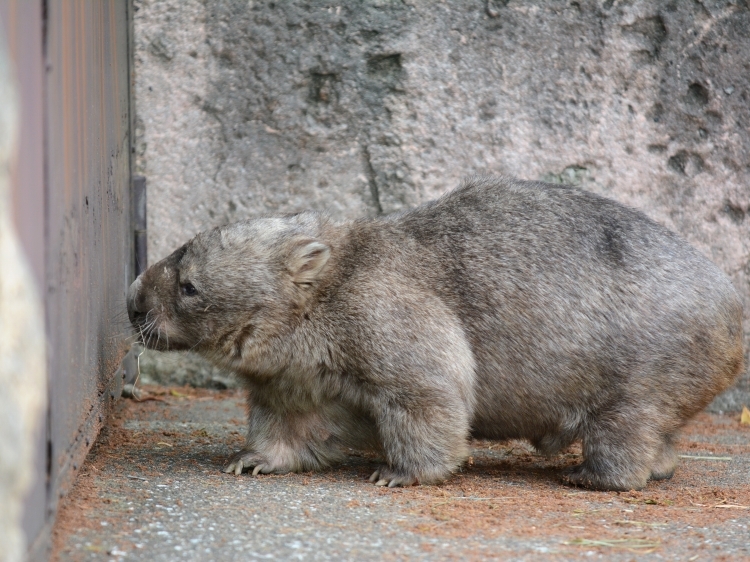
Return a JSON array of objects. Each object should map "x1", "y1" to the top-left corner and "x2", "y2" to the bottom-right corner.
[{"x1": 134, "y1": 0, "x2": 750, "y2": 407}]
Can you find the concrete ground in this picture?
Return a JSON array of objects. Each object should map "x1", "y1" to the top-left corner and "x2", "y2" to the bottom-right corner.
[{"x1": 52, "y1": 386, "x2": 750, "y2": 561}]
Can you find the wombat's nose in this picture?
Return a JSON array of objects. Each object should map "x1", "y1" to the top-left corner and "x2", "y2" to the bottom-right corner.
[{"x1": 127, "y1": 276, "x2": 146, "y2": 324}]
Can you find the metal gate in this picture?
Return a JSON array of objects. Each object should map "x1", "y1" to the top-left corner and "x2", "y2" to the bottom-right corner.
[{"x1": 0, "y1": 1, "x2": 134, "y2": 558}]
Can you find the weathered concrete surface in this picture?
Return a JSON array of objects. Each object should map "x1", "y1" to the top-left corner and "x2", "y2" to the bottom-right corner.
[
  {"x1": 135, "y1": 346, "x2": 238, "y2": 389},
  {"x1": 52, "y1": 387, "x2": 750, "y2": 561},
  {"x1": 0, "y1": 33, "x2": 47, "y2": 562},
  {"x1": 134, "y1": 0, "x2": 750, "y2": 405}
]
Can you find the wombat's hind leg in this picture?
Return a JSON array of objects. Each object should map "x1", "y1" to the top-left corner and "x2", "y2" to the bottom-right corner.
[
  {"x1": 531, "y1": 431, "x2": 576, "y2": 457},
  {"x1": 649, "y1": 435, "x2": 677, "y2": 481}
]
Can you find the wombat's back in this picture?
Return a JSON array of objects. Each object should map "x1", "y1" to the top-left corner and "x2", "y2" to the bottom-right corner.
[{"x1": 394, "y1": 176, "x2": 743, "y2": 442}]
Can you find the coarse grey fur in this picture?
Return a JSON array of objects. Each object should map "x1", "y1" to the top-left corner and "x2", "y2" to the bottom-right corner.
[{"x1": 127, "y1": 176, "x2": 744, "y2": 491}]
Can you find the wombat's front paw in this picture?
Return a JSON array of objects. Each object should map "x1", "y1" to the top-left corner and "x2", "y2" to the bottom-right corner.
[
  {"x1": 368, "y1": 467, "x2": 418, "y2": 488},
  {"x1": 223, "y1": 450, "x2": 279, "y2": 477}
]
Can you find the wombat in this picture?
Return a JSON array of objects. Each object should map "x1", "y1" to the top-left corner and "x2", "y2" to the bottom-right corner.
[{"x1": 127, "y1": 176, "x2": 744, "y2": 491}]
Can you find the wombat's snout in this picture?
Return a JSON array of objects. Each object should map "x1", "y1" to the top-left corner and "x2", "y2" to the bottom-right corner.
[{"x1": 127, "y1": 276, "x2": 146, "y2": 325}]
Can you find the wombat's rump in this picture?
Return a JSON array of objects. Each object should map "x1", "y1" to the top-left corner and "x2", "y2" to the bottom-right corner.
[{"x1": 128, "y1": 176, "x2": 744, "y2": 490}]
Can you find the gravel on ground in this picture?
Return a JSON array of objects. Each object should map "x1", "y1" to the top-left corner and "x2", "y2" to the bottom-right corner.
[{"x1": 52, "y1": 386, "x2": 750, "y2": 561}]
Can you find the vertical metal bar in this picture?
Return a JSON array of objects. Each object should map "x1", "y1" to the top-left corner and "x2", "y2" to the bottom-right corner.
[{"x1": 133, "y1": 174, "x2": 147, "y2": 276}]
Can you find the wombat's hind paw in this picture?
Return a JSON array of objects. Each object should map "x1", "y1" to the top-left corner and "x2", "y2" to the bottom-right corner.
[
  {"x1": 649, "y1": 438, "x2": 677, "y2": 481},
  {"x1": 561, "y1": 463, "x2": 648, "y2": 492},
  {"x1": 369, "y1": 467, "x2": 417, "y2": 488},
  {"x1": 223, "y1": 450, "x2": 271, "y2": 476}
]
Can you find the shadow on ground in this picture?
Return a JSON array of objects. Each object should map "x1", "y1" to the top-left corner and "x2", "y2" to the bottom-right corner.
[{"x1": 52, "y1": 386, "x2": 750, "y2": 561}]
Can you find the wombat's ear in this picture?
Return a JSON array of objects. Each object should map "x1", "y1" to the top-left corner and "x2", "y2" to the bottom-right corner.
[{"x1": 288, "y1": 240, "x2": 331, "y2": 285}]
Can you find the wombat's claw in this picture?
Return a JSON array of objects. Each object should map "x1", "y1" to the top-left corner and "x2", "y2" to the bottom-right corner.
[
  {"x1": 252, "y1": 464, "x2": 271, "y2": 476},
  {"x1": 222, "y1": 459, "x2": 246, "y2": 476},
  {"x1": 223, "y1": 451, "x2": 268, "y2": 476},
  {"x1": 369, "y1": 468, "x2": 417, "y2": 488}
]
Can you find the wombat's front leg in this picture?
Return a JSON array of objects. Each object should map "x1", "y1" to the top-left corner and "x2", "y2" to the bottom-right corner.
[
  {"x1": 348, "y1": 288, "x2": 477, "y2": 487},
  {"x1": 363, "y1": 346, "x2": 476, "y2": 487},
  {"x1": 368, "y1": 390, "x2": 472, "y2": 487},
  {"x1": 223, "y1": 399, "x2": 343, "y2": 477},
  {"x1": 224, "y1": 450, "x2": 277, "y2": 476}
]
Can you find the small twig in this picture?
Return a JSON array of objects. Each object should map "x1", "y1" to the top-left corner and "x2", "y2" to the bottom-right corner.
[
  {"x1": 121, "y1": 383, "x2": 142, "y2": 400},
  {"x1": 138, "y1": 396, "x2": 168, "y2": 403},
  {"x1": 127, "y1": 475, "x2": 148, "y2": 481},
  {"x1": 615, "y1": 520, "x2": 667, "y2": 527},
  {"x1": 565, "y1": 538, "x2": 660, "y2": 552},
  {"x1": 442, "y1": 496, "x2": 496, "y2": 500},
  {"x1": 678, "y1": 455, "x2": 732, "y2": 461}
]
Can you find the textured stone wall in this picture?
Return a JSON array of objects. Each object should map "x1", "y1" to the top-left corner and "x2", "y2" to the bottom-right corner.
[{"x1": 134, "y1": 0, "x2": 749, "y2": 407}]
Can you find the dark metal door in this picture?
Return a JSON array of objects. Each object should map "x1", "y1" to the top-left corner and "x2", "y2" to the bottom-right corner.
[{"x1": 1, "y1": 1, "x2": 134, "y2": 557}]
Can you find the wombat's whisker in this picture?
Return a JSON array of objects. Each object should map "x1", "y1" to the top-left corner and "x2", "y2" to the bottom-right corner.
[
  {"x1": 188, "y1": 337, "x2": 205, "y2": 352},
  {"x1": 106, "y1": 332, "x2": 140, "y2": 342}
]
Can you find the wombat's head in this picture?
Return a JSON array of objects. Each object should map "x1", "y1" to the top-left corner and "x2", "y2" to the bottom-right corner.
[{"x1": 127, "y1": 212, "x2": 331, "y2": 368}]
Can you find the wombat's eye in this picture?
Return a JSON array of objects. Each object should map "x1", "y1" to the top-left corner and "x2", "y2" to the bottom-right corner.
[{"x1": 181, "y1": 283, "x2": 198, "y2": 296}]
